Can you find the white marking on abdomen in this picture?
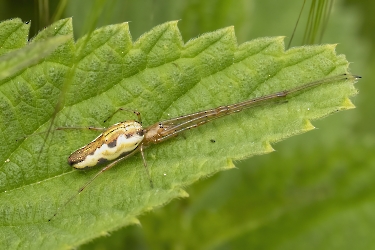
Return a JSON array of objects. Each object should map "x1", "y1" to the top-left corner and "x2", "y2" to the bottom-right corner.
[{"x1": 73, "y1": 133, "x2": 144, "y2": 169}]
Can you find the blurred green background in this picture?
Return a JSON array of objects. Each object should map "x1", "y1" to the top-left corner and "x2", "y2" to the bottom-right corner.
[{"x1": 0, "y1": 0, "x2": 373, "y2": 249}]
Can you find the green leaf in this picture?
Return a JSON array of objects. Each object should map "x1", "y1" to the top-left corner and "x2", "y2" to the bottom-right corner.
[
  {"x1": 0, "y1": 19, "x2": 70, "y2": 81},
  {"x1": 0, "y1": 18, "x2": 358, "y2": 249}
]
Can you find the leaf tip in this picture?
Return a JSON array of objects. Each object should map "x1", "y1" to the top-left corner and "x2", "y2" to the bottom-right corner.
[
  {"x1": 342, "y1": 97, "x2": 356, "y2": 110},
  {"x1": 119, "y1": 21, "x2": 130, "y2": 29},
  {"x1": 263, "y1": 142, "x2": 275, "y2": 153},
  {"x1": 225, "y1": 158, "x2": 236, "y2": 170},
  {"x1": 303, "y1": 119, "x2": 316, "y2": 131},
  {"x1": 178, "y1": 189, "x2": 190, "y2": 198},
  {"x1": 164, "y1": 20, "x2": 180, "y2": 29},
  {"x1": 127, "y1": 217, "x2": 141, "y2": 226}
]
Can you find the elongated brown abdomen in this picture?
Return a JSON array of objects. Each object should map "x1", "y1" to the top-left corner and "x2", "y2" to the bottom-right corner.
[{"x1": 68, "y1": 121, "x2": 144, "y2": 169}]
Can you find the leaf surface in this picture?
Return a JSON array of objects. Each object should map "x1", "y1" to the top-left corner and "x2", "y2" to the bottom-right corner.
[{"x1": 0, "y1": 18, "x2": 357, "y2": 249}]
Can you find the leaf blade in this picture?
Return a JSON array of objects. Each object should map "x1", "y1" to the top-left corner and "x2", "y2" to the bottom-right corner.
[{"x1": 0, "y1": 20, "x2": 358, "y2": 249}]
